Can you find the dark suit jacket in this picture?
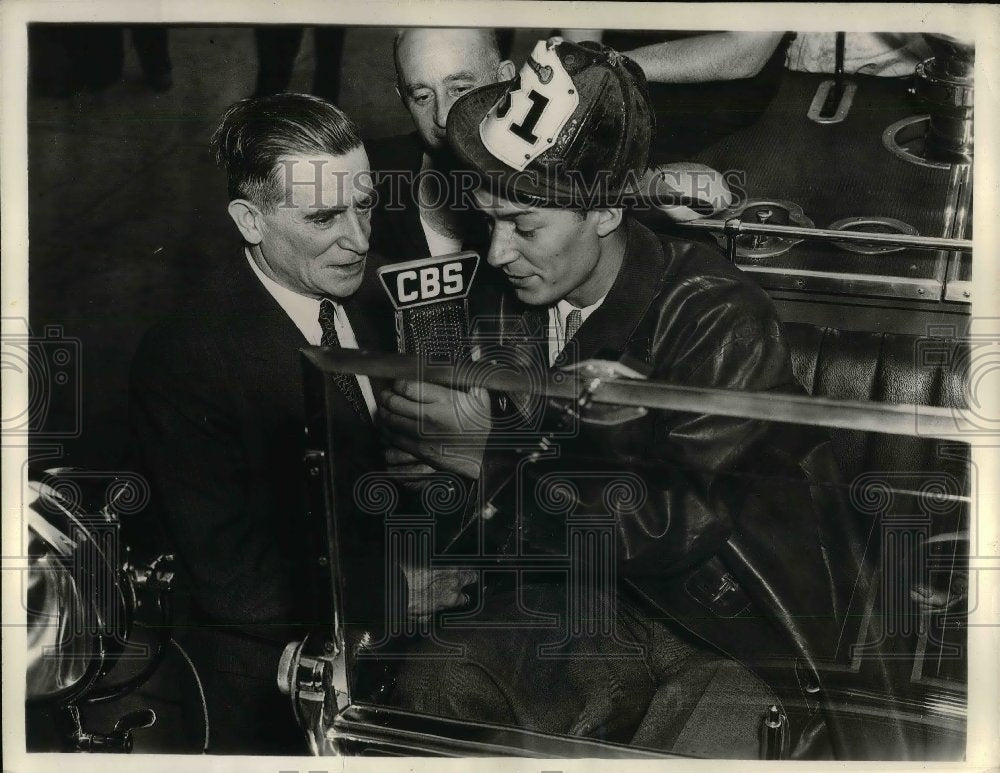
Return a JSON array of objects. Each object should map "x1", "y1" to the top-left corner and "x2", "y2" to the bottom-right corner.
[
  {"x1": 368, "y1": 132, "x2": 436, "y2": 263},
  {"x1": 127, "y1": 249, "x2": 393, "y2": 752},
  {"x1": 367, "y1": 132, "x2": 503, "y2": 323}
]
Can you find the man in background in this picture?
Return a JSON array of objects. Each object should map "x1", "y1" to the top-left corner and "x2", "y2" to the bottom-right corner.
[{"x1": 368, "y1": 27, "x2": 515, "y2": 263}]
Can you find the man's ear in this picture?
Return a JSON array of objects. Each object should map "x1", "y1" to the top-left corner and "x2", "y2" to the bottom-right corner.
[
  {"x1": 227, "y1": 199, "x2": 266, "y2": 245},
  {"x1": 594, "y1": 207, "x2": 624, "y2": 238},
  {"x1": 497, "y1": 60, "x2": 516, "y2": 81},
  {"x1": 395, "y1": 83, "x2": 406, "y2": 107}
]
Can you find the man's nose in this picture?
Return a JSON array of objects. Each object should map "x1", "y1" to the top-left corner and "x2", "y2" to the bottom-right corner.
[
  {"x1": 340, "y1": 208, "x2": 370, "y2": 254},
  {"x1": 486, "y1": 228, "x2": 516, "y2": 268},
  {"x1": 434, "y1": 95, "x2": 453, "y2": 129}
]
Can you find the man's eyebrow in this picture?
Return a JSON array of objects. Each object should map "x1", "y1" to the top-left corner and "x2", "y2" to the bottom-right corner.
[
  {"x1": 302, "y1": 206, "x2": 347, "y2": 221},
  {"x1": 405, "y1": 72, "x2": 478, "y2": 93},
  {"x1": 495, "y1": 209, "x2": 537, "y2": 220},
  {"x1": 444, "y1": 71, "x2": 479, "y2": 83}
]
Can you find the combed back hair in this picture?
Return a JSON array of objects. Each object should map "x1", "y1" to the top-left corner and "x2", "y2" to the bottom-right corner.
[
  {"x1": 392, "y1": 27, "x2": 503, "y2": 85},
  {"x1": 209, "y1": 93, "x2": 362, "y2": 211}
]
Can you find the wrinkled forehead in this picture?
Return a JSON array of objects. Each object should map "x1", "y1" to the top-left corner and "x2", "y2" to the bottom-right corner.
[
  {"x1": 398, "y1": 28, "x2": 498, "y2": 82},
  {"x1": 276, "y1": 150, "x2": 372, "y2": 209}
]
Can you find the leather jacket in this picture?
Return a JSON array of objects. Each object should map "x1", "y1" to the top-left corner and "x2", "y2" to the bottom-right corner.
[{"x1": 470, "y1": 218, "x2": 905, "y2": 758}]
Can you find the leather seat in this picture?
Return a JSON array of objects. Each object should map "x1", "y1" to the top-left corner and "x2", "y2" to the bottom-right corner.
[
  {"x1": 642, "y1": 322, "x2": 970, "y2": 758},
  {"x1": 783, "y1": 322, "x2": 969, "y2": 483}
]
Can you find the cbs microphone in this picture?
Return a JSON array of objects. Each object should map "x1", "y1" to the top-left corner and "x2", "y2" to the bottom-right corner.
[
  {"x1": 377, "y1": 252, "x2": 484, "y2": 554},
  {"x1": 377, "y1": 251, "x2": 480, "y2": 363}
]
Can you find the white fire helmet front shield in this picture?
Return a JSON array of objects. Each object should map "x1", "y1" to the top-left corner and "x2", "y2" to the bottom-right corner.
[{"x1": 479, "y1": 38, "x2": 580, "y2": 172}]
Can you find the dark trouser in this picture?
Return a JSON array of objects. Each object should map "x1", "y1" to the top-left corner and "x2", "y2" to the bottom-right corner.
[
  {"x1": 177, "y1": 627, "x2": 307, "y2": 755},
  {"x1": 54, "y1": 25, "x2": 170, "y2": 93},
  {"x1": 389, "y1": 583, "x2": 704, "y2": 744},
  {"x1": 131, "y1": 26, "x2": 171, "y2": 82},
  {"x1": 388, "y1": 582, "x2": 775, "y2": 755},
  {"x1": 60, "y1": 25, "x2": 124, "y2": 92},
  {"x1": 254, "y1": 26, "x2": 346, "y2": 103}
]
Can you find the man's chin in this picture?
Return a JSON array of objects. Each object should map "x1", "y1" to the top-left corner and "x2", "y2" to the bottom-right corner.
[
  {"x1": 322, "y1": 269, "x2": 365, "y2": 299},
  {"x1": 512, "y1": 286, "x2": 549, "y2": 306}
]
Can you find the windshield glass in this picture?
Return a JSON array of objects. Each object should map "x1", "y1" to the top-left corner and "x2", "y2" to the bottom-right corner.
[{"x1": 308, "y1": 342, "x2": 971, "y2": 760}]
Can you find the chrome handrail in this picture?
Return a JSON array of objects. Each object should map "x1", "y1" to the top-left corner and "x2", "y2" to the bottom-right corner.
[
  {"x1": 676, "y1": 218, "x2": 973, "y2": 253},
  {"x1": 302, "y1": 349, "x2": 976, "y2": 443}
]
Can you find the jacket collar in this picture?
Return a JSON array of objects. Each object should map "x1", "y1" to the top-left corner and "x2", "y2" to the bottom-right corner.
[
  {"x1": 568, "y1": 219, "x2": 666, "y2": 366},
  {"x1": 501, "y1": 218, "x2": 666, "y2": 370},
  {"x1": 221, "y1": 247, "x2": 306, "y2": 363}
]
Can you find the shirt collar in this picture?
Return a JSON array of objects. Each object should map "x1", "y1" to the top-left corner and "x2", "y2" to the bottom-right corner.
[
  {"x1": 555, "y1": 294, "x2": 607, "y2": 326},
  {"x1": 245, "y1": 249, "x2": 324, "y2": 344}
]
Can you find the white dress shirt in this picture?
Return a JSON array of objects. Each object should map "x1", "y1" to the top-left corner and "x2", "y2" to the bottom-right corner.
[
  {"x1": 419, "y1": 210, "x2": 463, "y2": 257},
  {"x1": 246, "y1": 251, "x2": 377, "y2": 418},
  {"x1": 547, "y1": 295, "x2": 606, "y2": 366}
]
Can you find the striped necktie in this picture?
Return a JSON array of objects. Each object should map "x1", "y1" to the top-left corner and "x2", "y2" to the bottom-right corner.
[
  {"x1": 318, "y1": 298, "x2": 370, "y2": 424},
  {"x1": 564, "y1": 308, "x2": 583, "y2": 344},
  {"x1": 553, "y1": 307, "x2": 583, "y2": 366}
]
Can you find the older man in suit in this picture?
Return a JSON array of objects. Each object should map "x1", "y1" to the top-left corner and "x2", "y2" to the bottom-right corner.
[
  {"x1": 128, "y1": 93, "x2": 391, "y2": 754},
  {"x1": 366, "y1": 28, "x2": 512, "y2": 335}
]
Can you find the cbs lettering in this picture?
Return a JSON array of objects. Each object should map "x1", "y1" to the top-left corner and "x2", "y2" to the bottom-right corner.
[{"x1": 395, "y1": 262, "x2": 464, "y2": 304}]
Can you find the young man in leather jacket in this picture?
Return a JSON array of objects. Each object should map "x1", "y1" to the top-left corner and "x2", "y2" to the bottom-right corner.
[{"x1": 377, "y1": 37, "x2": 895, "y2": 758}]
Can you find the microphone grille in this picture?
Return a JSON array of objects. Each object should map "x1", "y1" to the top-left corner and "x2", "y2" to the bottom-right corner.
[{"x1": 401, "y1": 300, "x2": 470, "y2": 362}]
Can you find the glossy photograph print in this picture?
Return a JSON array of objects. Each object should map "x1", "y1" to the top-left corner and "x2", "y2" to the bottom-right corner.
[{"x1": 2, "y1": 2, "x2": 997, "y2": 769}]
